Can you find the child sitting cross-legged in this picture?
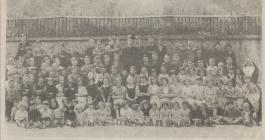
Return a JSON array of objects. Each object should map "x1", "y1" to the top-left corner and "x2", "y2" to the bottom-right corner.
[
  {"x1": 159, "y1": 99, "x2": 171, "y2": 127},
  {"x1": 53, "y1": 106, "x2": 65, "y2": 127},
  {"x1": 130, "y1": 104, "x2": 145, "y2": 126},
  {"x1": 84, "y1": 102, "x2": 96, "y2": 126},
  {"x1": 190, "y1": 102, "x2": 203, "y2": 127},
  {"x1": 171, "y1": 101, "x2": 182, "y2": 127},
  {"x1": 39, "y1": 100, "x2": 54, "y2": 128},
  {"x1": 120, "y1": 101, "x2": 133, "y2": 126},
  {"x1": 149, "y1": 103, "x2": 160, "y2": 126},
  {"x1": 64, "y1": 105, "x2": 77, "y2": 127},
  {"x1": 14, "y1": 102, "x2": 29, "y2": 128},
  {"x1": 28, "y1": 102, "x2": 42, "y2": 128}
]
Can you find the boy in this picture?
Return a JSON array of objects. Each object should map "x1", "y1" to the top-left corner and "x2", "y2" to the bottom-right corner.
[
  {"x1": 64, "y1": 105, "x2": 77, "y2": 127},
  {"x1": 53, "y1": 106, "x2": 65, "y2": 127},
  {"x1": 28, "y1": 102, "x2": 42, "y2": 128},
  {"x1": 84, "y1": 102, "x2": 96, "y2": 126},
  {"x1": 39, "y1": 101, "x2": 54, "y2": 128},
  {"x1": 149, "y1": 103, "x2": 160, "y2": 126},
  {"x1": 221, "y1": 102, "x2": 242, "y2": 125}
]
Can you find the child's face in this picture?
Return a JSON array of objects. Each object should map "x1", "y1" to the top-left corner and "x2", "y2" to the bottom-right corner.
[
  {"x1": 209, "y1": 59, "x2": 215, "y2": 66},
  {"x1": 161, "y1": 79, "x2": 168, "y2": 86},
  {"x1": 130, "y1": 68, "x2": 136, "y2": 74},
  {"x1": 19, "y1": 105, "x2": 25, "y2": 111},
  {"x1": 191, "y1": 104, "x2": 197, "y2": 110}
]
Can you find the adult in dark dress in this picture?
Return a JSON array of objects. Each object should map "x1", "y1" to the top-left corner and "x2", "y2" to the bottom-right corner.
[
  {"x1": 155, "y1": 37, "x2": 167, "y2": 65},
  {"x1": 224, "y1": 44, "x2": 237, "y2": 67},
  {"x1": 121, "y1": 35, "x2": 142, "y2": 72},
  {"x1": 15, "y1": 34, "x2": 31, "y2": 60}
]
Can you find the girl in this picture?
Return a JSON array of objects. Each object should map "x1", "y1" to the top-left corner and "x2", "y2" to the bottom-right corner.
[
  {"x1": 45, "y1": 77, "x2": 58, "y2": 101},
  {"x1": 125, "y1": 76, "x2": 138, "y2": 103},
  {"x1": 203, "y1": 79, "x2": 218, "y2": 108},
  {"x1": 160, "y1": 100, "x2": 171, "y2": 127},
  {"x1": 179, "y1": 101, "x2": 191, "y2": 127},
  {"x1": 180, "y1": 78, "x2": 193, "y2": 103},
  {"x1": 14, "y1": 103, "x2": 28, "y2": 128},
  {"x1": 235, "y1": 80, "x2": 248, "y2": 110},
  {"x1": 95, "y1": 101, "x2": 106, "y2": 126},
  {"x1": 148, "y1": 77, "x2": 161, "y2": 108},
  {"x1": 34, "y1": 76, "x2": 46, "y2": 99},
  {"x1": 120, "y1": 101, "x2": 132, "y2": 125},
  {"x1": 159, "y1": 77, "x2": 174, "y2": 101},
  {"x1": 112, "y1": 77, "x2": 126, "y2": 106},
  {"x1": 191, "y1": 78, "x2": 204, "y2": 104},
  {"x1": 223, "y1": 80, "x2": 236, "y2": 103},
  {"x1": 158, "y1": 65, "x2": 169, "y2": 85},
  {"x1": 149, "y1": 103, "x2": 160, "y2": 126},
  {"x1": 137, "y1": 75, "x2": 150, "y2": 103},
  {"x1": 99, "y1": 77, "x2": 113, "y2": 104},
  {"x1": 242, "y1": 102, "x2": 254, "y2": 127},
  {"x1": 84, "y1": 103, "x2": 96, "y2": 126},
  {"x1": 76, "y1": 78, "x2": 88, "y2": 107},
  {"x1": 171, "y1": 101, "x2": 182, "y2": 127},
  {"x1": 55, "y1": 76, "x2": 66, "y2": 108},
  {"x1": 75, "y1": 104, "x2": 85, "y2": 127}
]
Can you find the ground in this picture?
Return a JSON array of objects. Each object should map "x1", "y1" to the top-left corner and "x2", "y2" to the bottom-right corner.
[{"x1": 3, "y1": 123, "x2": 263, "y2": 139}]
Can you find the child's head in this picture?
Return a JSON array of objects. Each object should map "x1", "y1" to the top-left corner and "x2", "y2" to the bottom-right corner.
[
  {"x1": 161, "y1": 77, "x2": 169, "y2": 86},
  {"x1": 227, "y1": 80, "x2": 233, "y2": 87},
  {"x1": 151, "y1": 52, "x2": 158, "y2": 61},
  {"x1": 42, "y1": 100, "x2": 50, "y2": 110},
  {"x1": 126, "y1": 76, "x2": 135, "y2": 85},
  {"x1": 163, "y1": 54, "x2": 170, "y2": 63},
  {"x1": 196, "y1": 78, "x2": 203, "y2": 86},
  {"x1": 103, "y1": 77, "x2": 110, "y2": 85},
  {"x1": 139, "y1": 75, "x2": 148, "y2": 85},
  {"x1": 209, "y1": 58, "x2": 215, "y2": 66},
  {"x1": 47, "y1": 77, "x2": 54, "y2": 85},
  {"x1": 242, "y1": 102, "x2": 251, "y2": 112},
  {"x1": 207, "y1": 79, "x2": 213, "y2": 87},
  {"x1": 98, "y1": 101, "x2": 105, "y2": 110},
  {"x1": 151, "y1": 103, "x2": 158, "y2": 110},
  {"x1": 184, "y1": 78, "x2": 191, "y2": 86},
  {"x1": 160, "y1": 65, "x2": 167, "y2": 74},
  {"x1": 191, "y1": 103, "x2": 198, "y2": 111},
  {"x1": 18, "y1": 102, "x2": 26, "y2": 111},
  {"x1": 172, "y1": 102, "x2": 180, "y2": 110},
  {"x1": 225, "y1": 102, "x2": 234, "y2": 110},
  {"x1": 130, "y1": 66, "x2": 136, "y2": 74}
]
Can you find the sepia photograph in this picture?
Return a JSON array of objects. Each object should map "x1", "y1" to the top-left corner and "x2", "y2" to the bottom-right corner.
[{"x1": 1, "y1": 0, "x2": 264, "y2": 139}]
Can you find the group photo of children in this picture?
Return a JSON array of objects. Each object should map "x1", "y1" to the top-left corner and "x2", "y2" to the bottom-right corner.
[{"x1": 5, "y1": 34, "x2": 262, "y2": 129}]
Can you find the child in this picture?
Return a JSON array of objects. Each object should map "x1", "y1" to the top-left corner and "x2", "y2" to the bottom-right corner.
[
  {"x1": 112, "y1": 77, "x2": 126, "y2": 107},
  {"x1": 138, "y1": 75, "x2": 150, "y2": 103},
  {"x1": 245, "y1": 83, "x2": 260, "y2": 125},
  {"x1": 221, "y1": 102, "x2": 242, "y2": 125},
  {"x1": 242, "y1": 102, "x2": 254, "y2": 127},
  {"x1": 95, "y1": 101, "x2": 106, "y2": 126},
  {"x1": 160, "y1": 100, "x2": 171, "y2": 127},
  {"x1": 158, "y1": 65, "x2": 169, "y2": 85},
  {"x1": 53, "y1": 106, "x2": 65, "y2": 127},
  {"x1": 75, "y1": 104, "x2": 85, "y2": 127},
  {"x1": 39, "y1": 101, "x2": 54, "y2": 128},
  {"x1": 223, "y1": 80, "x2": 236, "y2": 103},
  {"x1": 120, "y1": 101, "x2": 132, "y2": 125},
  {"x1": 181, "y1": 78, "x2": 193, "y2": 103},
  {"x1": 210, "y1": 102, "x2": 224, "y2": 125},
  {"x1": 191, "y1": 78, "x2": 204, "y2": 103},
  {"x1": 199, "y1": 103, "x2": 213, "y2": 126},
  {"x1": 171, "y1": 101, "x2": 182, "y2": 127},
  {"x1": 190, "y1": 102, "x2": 203, "y2": 126},
  {"x1": 14, "y1": 102, "x2": 28, "y2": 128},
  {"x1": 149, "y1": 103, "x2": 160, "y2": 126},
  {"x1": 10, "y1": 101, "x2": 18, "y2": 122},
  {"x1": 64, "y1": 105, "x2": 77, "y2": 127},
  {"x1": 28, "y1": 102, "x2": 42, "y2": 128},
  {"x1": 84, "y1": 103, "x2": 96, "y2": 126},
  {"x1": 179, "y1": 101, "x2": 190, "y2": 127},
  {"x1": 148, "y1": 77, "x2": 161, "y2": 108},
  {"x1": 130, "y1": 104, "x2": 145, "y2": 126},
  {"x1": 104, "y1": 103, "x2": 113, "y2": 125},
  {"x1": 125, "y1": 76, "x2": 138, "y2": 103},
  {"x1": 203, "y1": 79, "x2": 217, "y2": 108},
  {"x1": 76, "y1": 78, "x2": 88, "y2": 107},
  {"x1": 56, "y1": 76, "x2": 66, "y2": 108}
]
